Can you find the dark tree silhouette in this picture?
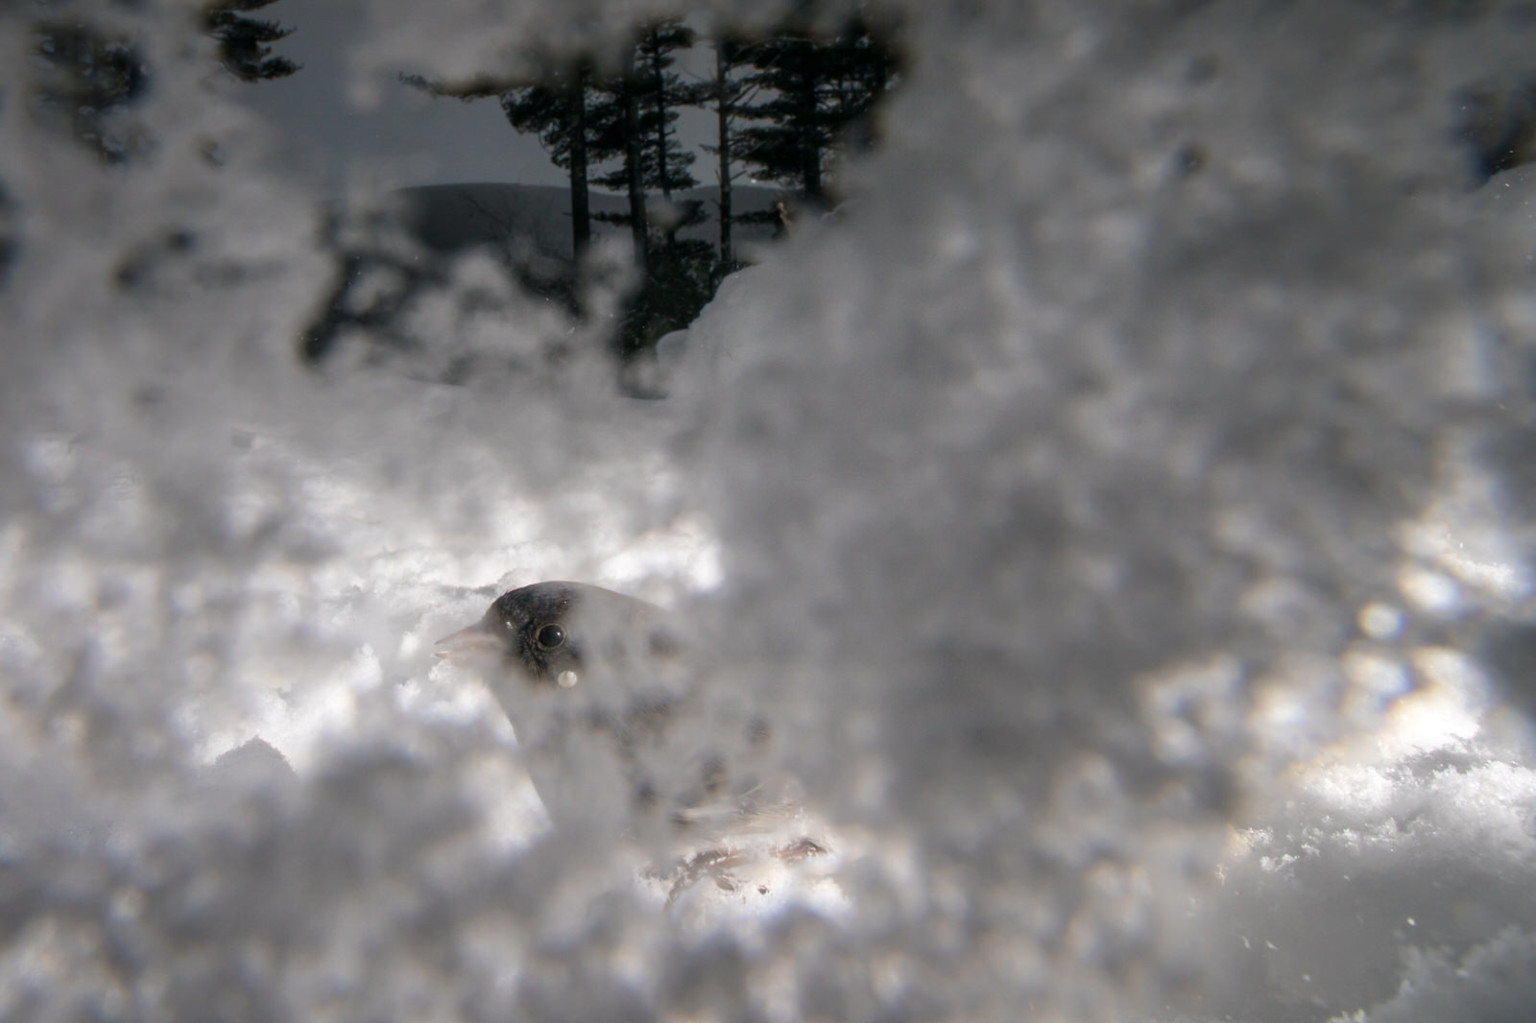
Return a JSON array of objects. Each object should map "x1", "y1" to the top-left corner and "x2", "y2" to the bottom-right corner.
[
  {"x1": 637, "y1": 20, "x2": 707, "y2": 250},
  {"x1": 596, "y1": 17, "x2": 903, "y2": 364},
  {"x1": 636, "y1": 20, "x2": 703, "y2": 202},
  {"x1": 735, "y1": 19, "x2": 897, "y2": 202},
  {"x1": 403, "y1": 62, "x2": 621, "y2": 261},
  {"x1": 592, "y1": 20, "x2": 707, "y2": 263},
  {"x1": 203, "y1": 0, "x2": 300, "y2": 83},
  {"x1": 351, "y1": 17, "x2": 903, "y2": 389},
  {"x1": 738, "y1": 35, "x2": 825, "y2": 199},
  {"x1": 613, "y1": 49, "x2": 651, "y2": 274},
  {"x1": 705, "y1": 33, "x2": 751, "y2": 264},
  {"x1": 501, "y1": 66, "x2": 623, "y2": 260}
]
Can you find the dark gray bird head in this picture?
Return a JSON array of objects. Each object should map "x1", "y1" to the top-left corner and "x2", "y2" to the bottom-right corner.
[
  {"x1": 438, "y1": 580, "x2": 683, "y2": 694},
  {"x1": 437, "y1": 581, "x2": 697, "y2": 836}
]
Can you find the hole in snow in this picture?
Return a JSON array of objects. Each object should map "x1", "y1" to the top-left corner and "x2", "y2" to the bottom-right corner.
[{"x1": 280, "y1": 8, "x2": 906, "y2": 397}]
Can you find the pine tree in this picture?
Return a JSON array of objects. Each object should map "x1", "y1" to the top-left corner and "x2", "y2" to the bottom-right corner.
[
  {"x1": 499, "y1": 65, "x2": 623, "y2": 259},
  {"x1": 735, "y1": 36, "x2": 810, "y2": 199},
  {"x1": 635, "y1": 19, "x2": 702, "y2": 202},
  {"x1": 637, "y1": 20, "x2": 707, "y2": 250},
  {"x1": 403, "y1": 59, "x2": 621, "y2": 261},
  {"x1": 203, "y1": 0, "x2": 299, "y2": 83},
  {"x1": 616, "y1": 50, "x2": 650, "y2": 274},
  {"x1": 734, "y1": 19, "x2": 897, "y2": 202},
  {"x1": 701, "y1": 30, "x2": 771, "y2": 264},
  {"x1": 821, "y1": 20, "x2": 896, "y2": 158},
  {"x1": 591, "y1": 20, "x2": 705, "y2": 258},
  {"x1": 584, "y1": 22, "x2": 717, "y2": 357}
]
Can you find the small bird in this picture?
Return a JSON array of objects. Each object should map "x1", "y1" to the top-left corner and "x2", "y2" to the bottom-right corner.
[
  {"x1": 437, "y1": 581, "x2": 696, "y2": 837},
  {"x1": 438, "y1": 582, "x2": 837, "y2": 910},
  {"x1": 436, "y1": 580, "x2": 758, "y2": 835}
]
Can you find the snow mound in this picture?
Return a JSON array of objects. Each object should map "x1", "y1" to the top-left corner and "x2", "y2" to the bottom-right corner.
[{"x1": 1, "y1": 1, "x2": 1535, "y2": 1021}]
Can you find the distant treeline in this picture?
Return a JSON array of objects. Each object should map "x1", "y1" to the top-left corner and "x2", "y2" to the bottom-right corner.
[
  {"x1": 412, "y1": 15, "x2": 900, "y2": 266},
  {"x1": 408, "y1": 13, "x2": 903, "y2": 357}
]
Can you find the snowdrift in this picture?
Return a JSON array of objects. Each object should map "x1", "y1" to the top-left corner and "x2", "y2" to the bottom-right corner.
[{"x1": 0, "y1": 2, "x2": 1533, "y2": 1021}]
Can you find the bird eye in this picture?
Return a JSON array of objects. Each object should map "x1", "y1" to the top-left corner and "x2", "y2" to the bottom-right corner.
[{"x1": 535, "y1": 623, "x2": 566, "y2": 649}]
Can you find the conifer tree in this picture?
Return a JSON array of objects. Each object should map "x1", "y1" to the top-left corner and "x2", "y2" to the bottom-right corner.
[
  {"x1": 203, "y1": 0, "x2": 299, "y2": 83},
  {"x1": 404, "y1": 60, "x2": 620, "y2": 261},
  {"x1": 734, "y1": 19, "x2": 896, "y2": 202},
  {"x1": 591, "y1": 20, "x2": 704, "y2": 257},
  {"x1": 499, "y1": 65, "x2": 622, "y2": 259},
  {"x1": 616, "y1": 50, "x2": 650, "y2": 273},
  {"x1": 585, "y1": 22, "x2": 721, "y2": 356},
  {"x1": 635, "y1": 19, "x2": 702, "y2": 202},
  {"x1": 736, "y1": 34, "x2": 825, "y2": 199},
  {"x1": 706, "y1": 34, "x2": 747, "y2": 264},
  {"x1": 823, "y1": 19, "x2": 896, "y2": 156},
  {"x1": 700, "y1": 29, "x2": 793, "y2": 262}
]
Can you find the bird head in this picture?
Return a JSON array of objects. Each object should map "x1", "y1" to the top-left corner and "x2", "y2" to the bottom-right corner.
[
  {"x1": 437, "y1": 581, "x2": 697, "y2": 837},
  {"x1": 438, "y1": 581, "x2": 587, "y2": 689},
  {"x1": 437, "y1": 581, "x2": 681, "y2": 697},
  {"x1": 436, "y1": 580, "x2": 696, "y2": 777}
]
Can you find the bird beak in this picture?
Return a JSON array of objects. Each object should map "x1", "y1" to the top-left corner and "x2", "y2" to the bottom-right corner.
[{"x1": 434, "y1": 621, "x2": 503, "y2": 661}]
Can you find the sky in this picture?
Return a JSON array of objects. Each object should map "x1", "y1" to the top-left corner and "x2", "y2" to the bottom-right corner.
[{"x1": 238, "y1": 0, "x2": 719, "y2": 195}]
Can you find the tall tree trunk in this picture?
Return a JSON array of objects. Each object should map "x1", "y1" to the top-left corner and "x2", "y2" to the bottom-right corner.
[
  {"x1": 651, "y1": 46, "x2": 671, "y2": 201},
  {"x1": 568, "y1": 67, "x2": 591, "y2": 259},
  {"x1": 797, "y1": 57, "x2": 821, "y2": 200},
  {"x1": 649, "y1": 41, "x2": 679, "y2": 251},
  {"x1": 620, "y1": 52, "x2": 648, "y2": 275},
  {"x1": 715, "y1": 40, "x2": 733, "y2": 264}
]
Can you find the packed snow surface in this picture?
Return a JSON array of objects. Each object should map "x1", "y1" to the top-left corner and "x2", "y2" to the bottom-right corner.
[{"x1": 1, "y1": 1, "x2": 1535, "y2": 1021}]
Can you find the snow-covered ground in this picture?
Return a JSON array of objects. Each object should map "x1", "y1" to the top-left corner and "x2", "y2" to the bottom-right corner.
[{"x1": 2, "y1": 1, "x2": 1535, "y2": 1021}]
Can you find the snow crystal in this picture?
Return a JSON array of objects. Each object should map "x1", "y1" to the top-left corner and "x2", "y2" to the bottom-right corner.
[{"x1": 1332, "y1": 928, "x2": 1536, "y2": 1023}]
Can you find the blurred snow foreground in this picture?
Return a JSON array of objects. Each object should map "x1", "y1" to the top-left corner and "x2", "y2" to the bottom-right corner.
[{"x1": 3, "y1": 0, "x2": 1536, "y2": 1020}]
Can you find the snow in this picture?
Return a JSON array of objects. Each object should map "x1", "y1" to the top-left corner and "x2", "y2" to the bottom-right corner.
[{"x1": 2, "y1": 1, "x2": 1536, "y2": 1021}]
